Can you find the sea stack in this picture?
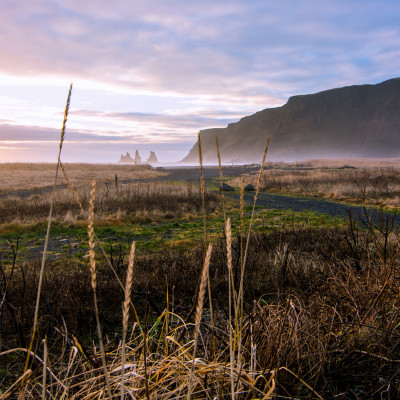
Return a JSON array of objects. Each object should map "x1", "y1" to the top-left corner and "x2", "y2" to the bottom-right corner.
[
  {"x1": 119, "y1": 152, "x2": 135, "y2": 163},
  {"x1": 134, "y1": 150, "x2": 142, "y2": 164},
  {"x1": 147, "y1": 151, "x2": 158, "y2": 164}
]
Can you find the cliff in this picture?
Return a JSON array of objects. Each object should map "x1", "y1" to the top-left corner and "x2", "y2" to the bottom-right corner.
[{"x1": 182, "y1": 78, "x2": 400, "y2": 163}]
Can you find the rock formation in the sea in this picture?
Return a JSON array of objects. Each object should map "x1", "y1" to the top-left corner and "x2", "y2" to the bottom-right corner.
[
  {"x1": 134, "y1": 150, "x2": 142, "y2": 164},
  {"x1": 147, "y1": 151, "x2": 158, "y2": 164},
  {"x1": 119, "y1": 152, "x2": 134, "y2": 163},
  {"x1": 119, "y1": 150, "x2": 144, "y2": 164},
  {"x1": 182, "y1": 78, "x2": 400, "y2": 163}
]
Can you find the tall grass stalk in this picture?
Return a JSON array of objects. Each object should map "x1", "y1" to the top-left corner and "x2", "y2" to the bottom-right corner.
[
  {"x1": 60, "y1": 161, "x2": 85, "y2": 213},
  {"x1": 225, "y1": 219, "x2": 235, "y2": 400},
  {"x1": 237, "y1": 136, "x2": 270, "y2": 366},
  {"x1": 42, "y1": 337, "x2": 47, "y2": 400},
  {"x1": 88, "y1": 180, "x2": 112, "y2": 399},
  {"x1": 59, "y1": 346, "x2": 78, "y2": 399},
  {"x1": 198, "y1": 132, "x2": 216, "y2": 360},
  {"x1": 21, "y1": 83, "x2": 72, "y2": 391},
  {"x1": 240, "y1": 171, "x2": 245, "y2": 276},
  {"x1": 216, "y1": 136, "x2": 226, "y2": 224},
  {"x1": 187, "y1": 243, "x2": 212, "y2": 400},
  {"x1": 198, "y1": 132, "x2": 208, "y2": 244},
  {"x1": 120, "y1": 241, "x2": 135, "y2": 400}
]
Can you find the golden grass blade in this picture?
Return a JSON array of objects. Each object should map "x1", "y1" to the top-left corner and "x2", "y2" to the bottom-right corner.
[
  {"x1": 198, "y1": 132, "x2": 215, "y2": 360},
  {"x1": 60, "y1": 161, "x2": 85, "y2": 213},
  {"x1": 2, "y1": 347, "x2": 67, "y2": 391},
  {"x1": 216, "y1": 136, "x2": 226, "y2": 223},
  {"x1": 239, "y1": 136, "x2": 270, "y2": 296},
  {"x1": 3, "y1": 369, "x2": 32, "y2": 399},
  {"x1": 121, "y1": 241, "x2": 136, "y2": 400},
  {"x1": 278, "y1": 367, "x2": 323, "y2": 399},
  {"x1": 237, "y1": 136, "x2": 270, "y2": 368},
  {"x1": 42, "y1": 338, "x2": 48, "y2": 400},
  {"x1": 59, "y1": 346, "x2": 78, "y2": 399},
  {"x1": 225, "y1": 218, "x2": 235, "y2": 400},
  {"x1": 88, "y1": 181, "x2": 97, "y2": 290},
  {"x1": 21, "y1": 83, "x2": 73, "y2": 392},
  {"x1": 187, "y1": 243, "x2": 212, "y2": 400},
  {"x1": 240, "y1": 170, "x2": 244, "y2": 267},
  {"x1": 198, "y1": 132, "x2": 208, "y2": 245},
  {"x1": 88, "y1": 180, "x2": 112, "y2": 399}
]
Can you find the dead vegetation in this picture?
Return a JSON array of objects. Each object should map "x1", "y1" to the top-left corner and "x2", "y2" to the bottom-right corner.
[
  {"x1": 2, "y1": 217, "x2": 400, "y2": 398},
  {"x1": 0, "y1": 181, "x2": 216, "y2": 226},
  {"x1": 0, "y1": 163, "x2": 165, "y2": 193}
]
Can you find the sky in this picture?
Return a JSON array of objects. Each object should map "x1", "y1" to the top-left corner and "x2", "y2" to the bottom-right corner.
[{"x1": 0, "y1": 0, "x2": 399, "y2": 163}]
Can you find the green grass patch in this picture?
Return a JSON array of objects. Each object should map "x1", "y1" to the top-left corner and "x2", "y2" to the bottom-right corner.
[{"x1": 0, "y1": 206, "x2": 346, "y2": 264}]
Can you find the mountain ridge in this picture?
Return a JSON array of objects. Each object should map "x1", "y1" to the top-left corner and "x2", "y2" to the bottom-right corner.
[{"x1": 182, "y1": 78, "x2": 400, "y2": 163}]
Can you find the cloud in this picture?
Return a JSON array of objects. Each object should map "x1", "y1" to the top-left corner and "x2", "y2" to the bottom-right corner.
[
  {"x1": 1, "y1": 0, "x2": 399, "y2": 163},
  {"x1": 72, "y1": 109, "x2": 242, "y2": 130},
  {"x1": 2, "y1": 0, "x2": 399, "y2": 102},
  {"x1": 0, "y1": 122, "x2": 197, "y2": 145}
]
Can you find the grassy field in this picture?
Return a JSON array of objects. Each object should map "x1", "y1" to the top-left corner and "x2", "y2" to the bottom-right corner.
[
  {"x1": 1, "y1": 160, "x2": 400, "y2": 399},
  {"x1": 0, "y1": 163, "x2": 166, "y2": 193}
]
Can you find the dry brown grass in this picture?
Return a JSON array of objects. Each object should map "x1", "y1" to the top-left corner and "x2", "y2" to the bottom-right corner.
[
  {"x1": 0, "y1": 180, "x2": 216, "y2": 226},
  {"x1": 228, "y1": 163, "x2": 400, "y2": 208},
  {"x1": 2, "y1": 216, "x2": 400, "y2": 398},
  {"x1": 0, "y1": 163, "x2": 165, "y2": 193}
]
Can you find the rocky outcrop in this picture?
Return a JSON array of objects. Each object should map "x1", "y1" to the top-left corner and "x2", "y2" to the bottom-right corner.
[
  {"x1": 220, "y1": 182, "x2": 234, "y2": 192},
  {"x1": 119, "y1": 150, "x2": 144, "y2": 164},
  {"x1": 134, "y1": 150, "x2": 142, "y2": 164},
  {"x1": 119, "y1": 152, "x2": 134, "y2": 163},
  {"x1": 182, "y1": 78, "x2": 400, "y2": 163},
  {"x1": 244, "y1": 184, "x2": 255, "y2": 191},
  {"x1": 147, "y1": 151, "x2": 158, "y2": 164}
]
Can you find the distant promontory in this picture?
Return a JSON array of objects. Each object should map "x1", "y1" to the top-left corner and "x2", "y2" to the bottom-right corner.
[{"x1": 182, "y1": 78, "x2": 400, "y2": 163}]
